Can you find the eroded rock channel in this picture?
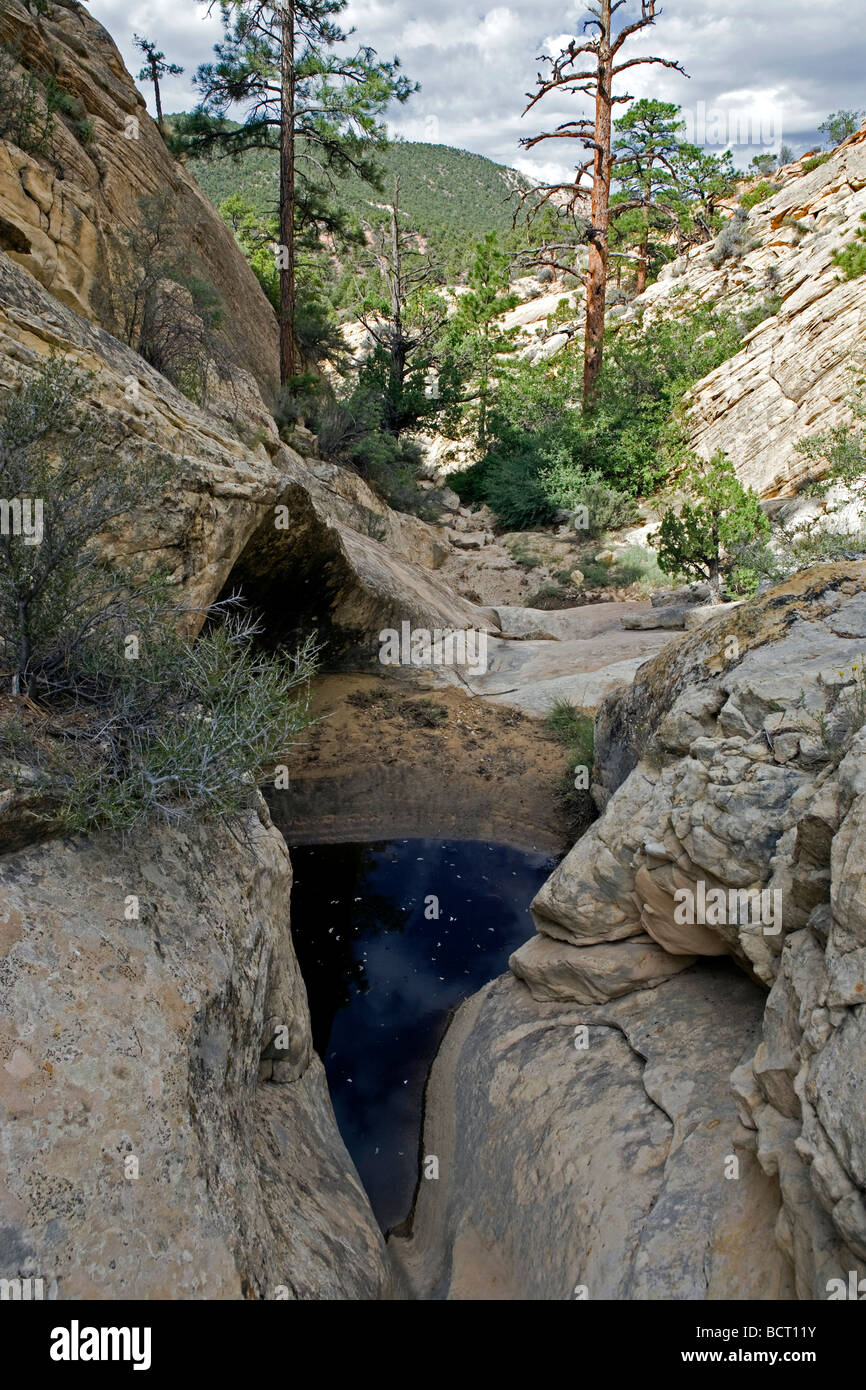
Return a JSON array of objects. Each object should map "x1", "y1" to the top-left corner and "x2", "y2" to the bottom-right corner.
[{"x1": 289, "y1": 837, "x2": 556, "y2": 1231}]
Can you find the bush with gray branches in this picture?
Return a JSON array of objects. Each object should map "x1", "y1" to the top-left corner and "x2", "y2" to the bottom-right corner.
[{"x1": 0, "y1": 357, "x2": 317, "y2": 831}]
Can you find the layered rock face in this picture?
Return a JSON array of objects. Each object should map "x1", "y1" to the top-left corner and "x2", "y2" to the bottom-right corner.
[
  {"x1": 395, "y1": 566, "x2": 866, "y2": 1299},
  {"x1": 0, "y1": 250, "x2": 490, "y2": 672},
  {"x1": 0, "y1": 796, "x2": 392, "y2": 1298},
  {"x1": 639, "y1": 129, "x2": 866, "y2": 497},
  {"x1": 0, "y1": 0, "x2": 278, "y2": 394}
]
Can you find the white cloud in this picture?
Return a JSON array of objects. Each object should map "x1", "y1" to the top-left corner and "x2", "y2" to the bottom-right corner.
[{"x1": 86, "y1": 0, "x2": 866, "y2": 181}]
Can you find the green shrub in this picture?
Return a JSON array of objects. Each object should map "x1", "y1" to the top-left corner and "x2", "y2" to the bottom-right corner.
[
  {"x1": 0, "y1": 358, "x2": 317, "y2": 832},
  {"x1": 709, "y1": 209, "x2": 755, "y2": 266},
  {"x1": 54, "y1": 611, "x2": 316, "y2": 833},
  {"x1": 802, "y1": 152, "x2": 832, "y2": 174},
  {"x1": 0, "y1": 47, "x2": 54, "y2": 154},
  {"x1": 832, "y1": 214, "x2": 866, "y2": 281},
  {"x1": 737, "y1": 293, "x2": 783, "y2": 334},
  {"x1": 546, "y1": 698, "x2": 596, "y2": 836},
  {"x1": 725, "y1": 537, "x2": 782, "y2": 595},
  {"x1": 777, "y1": 523, "x2": 866, "y2": 570},
  {"x1": 740, "y1": 181, "x2": 780, "y2": 210},
  {"x1": 547, "y1": 698, "x2": 594, "y2": 758},
  {"x1": 539, "y1": 463, "x2": 642, "y2": 538},
  {"x1": 650, "y1": 452, "x2": 770, "y2": 601},
  {"x1": 581, "y1": 545, "x2": 665, "y2": 591},
  {"x1": 453, "y1": 297, "x2": 759, "y2": 528},
  {"x1": 796, "y1": 374, "x2": 866, "y2": 501}
]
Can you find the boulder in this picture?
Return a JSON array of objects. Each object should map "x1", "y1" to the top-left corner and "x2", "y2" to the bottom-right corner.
[
  {"x1": 390, "y1": 966, "x2": 793, "y2": 1300},
  {"x1": 521, "y1": 567, "x2": 866, "y2": 1295},
  {"x1": 510, "y1": 932, "x2": 696, "y2": 1004}
]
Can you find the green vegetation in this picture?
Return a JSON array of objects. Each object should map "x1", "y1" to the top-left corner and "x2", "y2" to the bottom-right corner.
[
  {"x1": 0, "y1": 45, "x2": 97, "y2": 154},
  {"x1": 0, "y1": 46, "x2": 54, "y2": 154},
  {"x1": 819, "y1": 110, "x2": 864, "y2": 148},
  {"x1": 797, "y1": 372, "x2": 866, "y2": 501},
  {"x1": 453, "y1": 296, "x2": 778, "y2": 529},
  {"x1": 541, "y1": 466, "x2": 642, "y2": 537},
  {"x1": 449, "y1": 233, "x2": 520, "y2": 449},
  {"x1": 0, "y1": 360, "x2": 315, "y2": 832},
  {"x1": 546, "y1": 698, "x2": 596, "y2": 835},
  {"x1": 832, "y1": 214, "x2": 866, "y2": 281},
  {"x1": 579, "y1": 545, "x2": 666, "y2": 591},
  {"x1": 799, "y1": 656, "x2": 866, "y2": 766},
  {"x1": 185, "y1": 135, "x2": 541, "y2": 289},
  {"x1": 106, "y1": 191, "x2": 226, "y2": 405},
  {"x1": 547, "y1": 698, "x2": 594, "y2": 759},
  {"x1": 709, "y1": 208, "x2": 755, "y2": 266},
  {"x1": 649, "y1": 452, "x2": 771, "y2": 601},
  {"x1": 802, "y1": 152, "x2": 832, "y2": 174},
  {"x1": 740, "y1": 180, "x2": 780, "y2": 210}
]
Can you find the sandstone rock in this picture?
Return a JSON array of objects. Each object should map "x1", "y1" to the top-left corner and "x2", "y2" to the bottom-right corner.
[
  {"x1": 390, "y1": 967, "x2": 793, "y2": 1300},
  {"x1": 621, "y1": 605, "x2": 691, "y2": 630},
  {"x1": 0, "y1": 797, "x2": 392, "y2": 1298},
  {"x1": 637, "y1": 126, "x2": 866, "y2": 496},
  {"x1": 527, "y1": 567, "x2": 866, "y2": 1295},
  {"x1": 0, "y1": 0, "x2": 278, "y2": 394},
  {"x1": 509, "y1": 932, "x2": 696, "y2": 1004},
  {"x1": 651, "y1": 582, "x2": 713, "y2": 608},
  {"x1": 458, "y1": 603, "x2": 681, "y2": 717},
  {"x1": 0, "y1": 253, "x2": 489, "y2": 668},
  {"x1": 447, "y1": 529, "x2": 488, "y2": 550},
  {"x1": 683, "y1": 600, "x2": 744, "y2": 630}
]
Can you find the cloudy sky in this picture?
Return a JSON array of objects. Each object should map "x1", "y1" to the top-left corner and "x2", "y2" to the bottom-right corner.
[{"x1": 86, "y1": 0, "x2": 865, "y2": 180}]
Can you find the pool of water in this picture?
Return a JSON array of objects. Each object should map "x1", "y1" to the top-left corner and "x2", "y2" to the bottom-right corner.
[{"x1": 288, "y1": 838, "x2": 557, "y2": 1231}]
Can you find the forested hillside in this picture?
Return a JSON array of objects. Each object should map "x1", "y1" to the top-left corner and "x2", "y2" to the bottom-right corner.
[{"x1": 183, "y1": 132, "x2": 538, "y2": 281}]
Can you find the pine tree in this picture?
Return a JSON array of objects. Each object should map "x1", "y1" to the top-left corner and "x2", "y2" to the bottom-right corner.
[
  {"x1": 521, "y1": 0, "x2": 685, "y2": 407},
  {"x1": 612, "y1": 99, "x2": 683, "y2": 294},
  {"x1": 133, "y1": 36, "x2": 184, "y2": 135},
  {"x1": 179, "y1": 1, "x2": 415, "y2": 386},
  {"x1": 669, "y1": 144, "x2": 737, "y2": 246},
  {"x1": 354, "y1": 181, "x2": 453, "y2": 438},
  {"x1": 452, "y1": 234, "x2": 519, "y2": 450}
]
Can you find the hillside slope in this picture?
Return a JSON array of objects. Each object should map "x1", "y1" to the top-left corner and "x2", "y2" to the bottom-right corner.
[{"x1": 186, "y1": 137, "x2": 535, "y2": 278}]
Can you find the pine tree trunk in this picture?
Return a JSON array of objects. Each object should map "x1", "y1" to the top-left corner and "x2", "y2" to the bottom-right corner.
[
  {"x1": 583, "y1": 0, "x2": 613, "y2": 409},
  {"x1": 636, "y1": 235, "x2": 648, "y2": 295},
  {"x1": 279, "y1": 1, "x2": 297, "y2": 386},
  {"x1": 153, "y1": 66, "x2": 164, "y2": 134}
]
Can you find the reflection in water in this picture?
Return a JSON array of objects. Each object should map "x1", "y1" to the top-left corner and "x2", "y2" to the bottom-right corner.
[{"x1": 289, "y1": 838, "x2": 556, "y2": 1231}]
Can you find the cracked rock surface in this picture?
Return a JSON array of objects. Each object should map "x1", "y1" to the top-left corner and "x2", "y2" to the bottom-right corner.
[{"x1": 395, "y1": 566, "x2": 866, "y2": 1299}]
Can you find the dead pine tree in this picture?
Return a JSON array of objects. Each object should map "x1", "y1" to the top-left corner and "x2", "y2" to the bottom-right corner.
[{"x1": 521, "y1": 1, "x2": 686, "y2": 408}]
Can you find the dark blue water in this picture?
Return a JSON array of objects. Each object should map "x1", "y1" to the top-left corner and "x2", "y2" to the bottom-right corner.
[{"x1": 289, "y1": 838, "x2": 556, "y2": 1231}]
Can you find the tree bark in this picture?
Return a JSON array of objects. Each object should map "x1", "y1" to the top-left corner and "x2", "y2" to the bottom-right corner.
[
  {"x1": 584, "y1": 0, "x2": 613, "y2": 408},
  {"x1": 152, "y1": 64, "x2": 164, "y2": 134},
  {"x1": 279, "y1": 1, "x2": 297, "y2": 386},
  {"x1": 636, "y1": 231, "x2": 648, "y2": 294}
]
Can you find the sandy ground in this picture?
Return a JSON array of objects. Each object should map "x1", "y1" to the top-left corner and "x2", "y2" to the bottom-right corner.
[{"x1": 267, "y1": 669, "x2": 575, "y2": 854}]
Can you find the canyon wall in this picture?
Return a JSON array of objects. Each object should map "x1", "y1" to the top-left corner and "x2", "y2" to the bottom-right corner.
[
  {"x1": 640, "y1": 128, "x2": 866, "y2": 497},
  {"x1": 0, "y1": 794, "x2": 392, "y2": 1298},
  {"x1": 0, "y1": 0, "x2": 278, "y2": 395},
  {"x1": 394, "y1": 567, "x2": 866, "y2": 1299}
]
